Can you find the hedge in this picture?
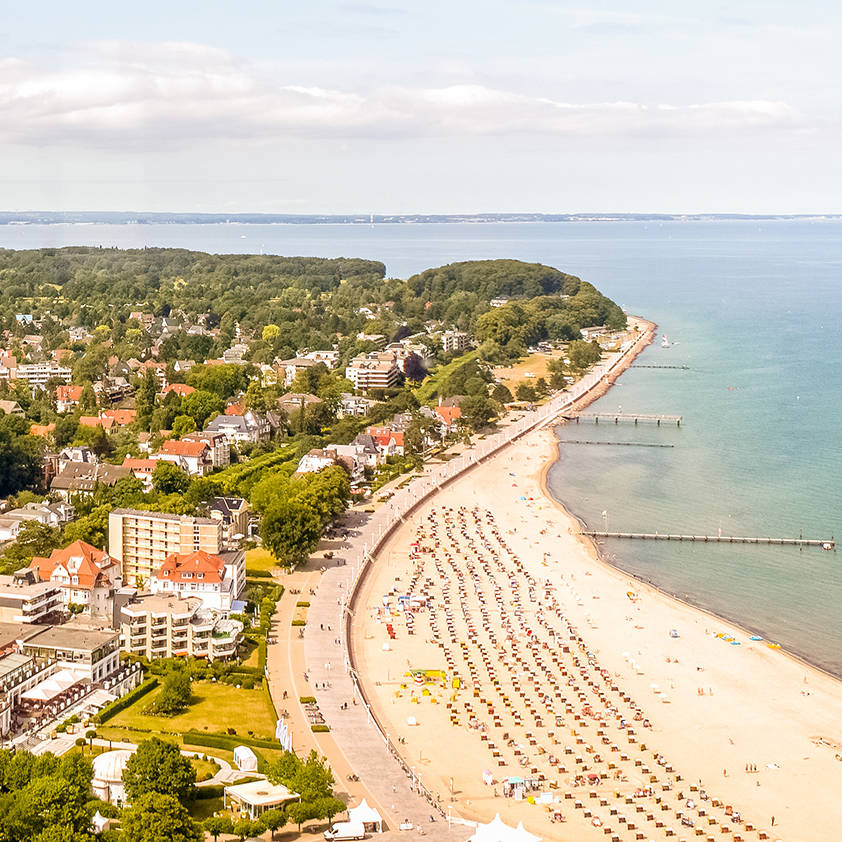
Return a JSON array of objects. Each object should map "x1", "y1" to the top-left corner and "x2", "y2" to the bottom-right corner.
[
  {"x1": 181, "y1": 730, "x2": 280, "y2": 752},
  {"x1": 257, "y1": 638, "x2": 267, "y2": 671},
  {"x1": 295, "y1": 601, "x2": 310, "y2": 608},
  {"x1": 311, "y1": 725, "x2": 330, "y2": 732},
  {"x1": 262, "y1": 677, "x2": 278, "y2": 721},
  {"x1": 246, "y1": 570, "x2": 273, "y2": 579},
  {"x1": 291, "y1": 619, "x2": 305, "y2": 627},
  {"x1": 95, "y1": 677, "x2": 158, "y2": 724}
]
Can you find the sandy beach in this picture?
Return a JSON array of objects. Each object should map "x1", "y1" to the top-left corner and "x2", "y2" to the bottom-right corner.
[{"x1": 350, "y1": 375, "x2": 842, "y2": 841}]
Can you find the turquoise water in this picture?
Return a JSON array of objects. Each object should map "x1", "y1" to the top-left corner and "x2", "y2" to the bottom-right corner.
[{"x1": 3, "y1": 219, "x2": 841, "y2": 673}]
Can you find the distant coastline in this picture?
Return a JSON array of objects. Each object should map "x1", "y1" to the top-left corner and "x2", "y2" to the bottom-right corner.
[{"x1": 2, "y1": 211, "x2": 842, "y2": 225}]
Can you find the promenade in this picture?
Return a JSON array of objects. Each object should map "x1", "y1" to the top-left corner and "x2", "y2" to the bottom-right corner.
[{"x1": 279, "y1": 324, "x2": 656, "y2": 835}]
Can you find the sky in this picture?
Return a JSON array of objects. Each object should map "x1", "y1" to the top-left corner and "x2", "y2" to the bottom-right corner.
[{"x1": 1, "y1": 0, "x2": 840, "y2": 214}]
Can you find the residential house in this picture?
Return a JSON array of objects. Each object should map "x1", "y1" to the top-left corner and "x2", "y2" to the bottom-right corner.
[
  {"x1": 122, "y1": 457, "x2": 157, "y2": 490},
  {"x1": 151, "y1": 439, "x2": 212, "y2": 476},
  {"x1": 364, "y1": 426, "x2": 405, "y2": 457},
  {"x1": 277, "y1": 392, "x2": 322, "y2": 416},
  {"x1": 50, "y1": 463, "x2": 131, "y2": 502},
  {"x1": 55, "y1": 384, "x2": 84, "y2": 413},
  {"x1": 0, "y1": 400, "x2": 24, "y2": 417},
  {"x1": 0, "y1": 355, "x2": 17, "y2": 381},
  {"x1": 207, "y1": 497, "x2": 251, "y2": 548},
  {"x1": 274, "y1": 357, "x2": 322, "y2": 387},
  {"x1": 19, "y1": 624, "x2": 123, "y2": 683},
  {"x1": 434, "y1": 404, "x2": 462, "y2": 435},
  {"x1": 294, "y1": 449, "x2": 337, "y2": 476},
  {"x1": 337, "y1": 393, "x2": 377, "y2": 419},
  {"x1": 300, "y1": 349, "x2": 339, "y2": 369},
  {"x1": 182, "y1": 430, "x2": 230, "y2": 467},
  {"x1": 204, "y1": 411, "x2": 270, "y2": 446},
  {"x1": 29, "y1": 540, "x2": 122, "y2": 617},
  {"x1": 58, "y1": 446, "x2": 97, "y2": 472},
  {"x1": 355, "y1": 332, "x2": 387, "y2": 348},
  {"x1": 79, "y1": 415, "x2": 117, "y2": 432},
  {"x1": 151, "y1": 549, "x2": 245, "y2": 612},
  {"x1": 324, "y1": 443, "x2": 366, "y2": 482},
  {"x1": 29, "y1": 423, "x2": 56, "y2": 440},
  {"x1": 350, "y1": 434, "x2": 384, "y2": 468},
  {"x1": 161, "y1": 383, "x2": 196, "y2": 398}
]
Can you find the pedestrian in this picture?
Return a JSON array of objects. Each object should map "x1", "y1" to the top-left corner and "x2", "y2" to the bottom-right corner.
[{"x1": 771, "y1": 816, "x2": 775, "y2": 827}]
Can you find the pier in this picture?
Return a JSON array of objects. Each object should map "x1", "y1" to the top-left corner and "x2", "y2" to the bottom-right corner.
[
  {"x1": 582, "y1": 531, "x2": 835, "y2": 549},
  {"x1": 563, "y1": 412, "x2": 683, "y2": 426},
  {"x1": 562, "y1": 439, "x2": 674, "y2": 448},
  {"x1": 631, "y1": 364, "x2": 689, "y2": 370}
]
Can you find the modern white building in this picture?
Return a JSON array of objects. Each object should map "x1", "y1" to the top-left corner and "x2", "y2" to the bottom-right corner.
[{"x1": 151, "y1": 549, "x2": 245, "y2": 612}]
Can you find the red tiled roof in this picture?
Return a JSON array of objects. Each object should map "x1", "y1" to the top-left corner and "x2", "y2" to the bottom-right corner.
[
  {"x1": 30, "y1": 540, "x2": 115, "y2": 590},
  {"x1": 56, "y1": 385, "x2": 84, "y2": 404},
  {"x1": 225, "y1": 402, "x2": 244, "y2": 415},
  {"x1": 103, "y1": 409, "x2": 137, "y2": 425},
  {"x1": 123, "y1": 457, "x2": 157, "y2": 473},
  {"x1": 157, "y1": 439, "x2": 209, "y2": 458},
  {"x1": 435, "y1": 405, "x2": 462, "y2": 424},
  {"x1": 162, "y1": 383, "x2": 196, "y2": 397},
  {"x1": 30, "y1": 423, "x2": 56, "y2": 438},
  {"x1": 79, "y1": 415, "x2": 116, "y2": 430},
  {"x1": 156, "y1": 550, "x2": 226, "y2": 585}
]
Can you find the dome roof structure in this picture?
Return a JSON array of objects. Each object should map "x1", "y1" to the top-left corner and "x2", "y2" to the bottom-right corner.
[{"x1": 92, "y1": 749, "x2": 132, "y2": 784}]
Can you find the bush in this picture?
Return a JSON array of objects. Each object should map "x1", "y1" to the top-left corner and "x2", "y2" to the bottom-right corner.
[
  {"x1": 291, "y1": 619, "x2": 305, "y2": 627},
  {"x1": 295, "y1": 601, "x2": 310, "y2": 607},
  {"x1": 96, "y1": 678, "x2": 159, "y2": 724},
  {"x1": 194, "y1": 784, "x2": 225, "y2": 800},
  {"x1": 180, "y1": 731, "x2": 280, "y2": 752},
  {"x1": 311, "y1": 725, "x2": 330, "y2": 732},
  {"x1": 75, "y1": 737, "x2": 86, "y2": 746},
  {"x1": 299, "y1": 696, "x2": 316, "y2": 704},
  {"x1": 246, "y1": 569, "x2": 273, "y2": 579}
]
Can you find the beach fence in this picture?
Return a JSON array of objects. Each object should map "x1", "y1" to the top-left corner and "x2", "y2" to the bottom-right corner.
[{"x1": 338, "y1": 324, "x2": 656, "y2": 814}]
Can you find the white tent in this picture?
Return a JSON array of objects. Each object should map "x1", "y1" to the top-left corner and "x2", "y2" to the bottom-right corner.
[
  {"x1": 348, "y1": 798, "x2": 383, "y2": 833},
  {"x1": 233, "y1": 745, "x2": 258, "y2": 772},
  {"x1": 466, "y1": 814, "x2": 541, "y2": 842},
  {"x1": 21, "y1": 669, "x2": 83, "y2": 702}
]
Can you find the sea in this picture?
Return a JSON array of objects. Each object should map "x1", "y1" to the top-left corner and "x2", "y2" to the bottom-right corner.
[{"x1": 2, "y1": 219, "x2": 841, "y2": 675}]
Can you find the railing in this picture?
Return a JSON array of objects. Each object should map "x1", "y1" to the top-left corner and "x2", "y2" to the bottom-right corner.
[{"x1": 338, "y1": 324, "x2": 654, "y2": 816}]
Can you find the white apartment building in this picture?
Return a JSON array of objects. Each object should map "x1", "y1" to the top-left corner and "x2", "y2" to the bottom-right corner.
[
  {"x1": 345, "y1": 352, "x2": 400, "y2": 391},
  {"x1": 0, "y1": 575, "x2": 63, "y2": 623},
  {"x1": 118, "y1": 593, "x2": 243, "y2": 661},
  {"x1": 440, "y1": 330, "x2": 470, "y2": 353},
  {"x1": 16, "y1": 361, "x2": 72, "y2": 389},
  {"x1": 108, "y1": 509, "x2": 222, "y2": 589}
]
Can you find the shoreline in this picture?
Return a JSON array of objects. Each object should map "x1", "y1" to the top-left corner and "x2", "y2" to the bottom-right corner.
[{"x1": 350, "y1": 313, "x2": 842, "y2": 840}]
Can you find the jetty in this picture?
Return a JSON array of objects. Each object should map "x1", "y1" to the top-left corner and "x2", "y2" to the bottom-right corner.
[
  {"x1": 582, "y1": 531, "x2": 835, "y2": 549},
  {"x1": 631, "y1": 364, "x2": 689, "y2": 370},
  {"x1": 563, "y1": 412, "x2": 682, "y2": 426},
  {"x1": 562, "y1": 439, "x2": 674, "y2": 448}
]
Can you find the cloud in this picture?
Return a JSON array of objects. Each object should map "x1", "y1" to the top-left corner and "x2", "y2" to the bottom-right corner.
[{"x1": 0, "y1": 41, "x2": 799, "y2": 148}]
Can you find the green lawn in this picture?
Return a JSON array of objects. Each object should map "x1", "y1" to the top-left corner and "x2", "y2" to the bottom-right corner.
[
  {"x1": 246, "y1": 547, "x2": 278, "y2": 574},
  {"x1": 109, "y1": 680, "x2": 278, "y2": 739}
]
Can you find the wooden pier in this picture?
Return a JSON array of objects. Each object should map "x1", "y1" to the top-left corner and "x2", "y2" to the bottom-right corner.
[
  {"x1": 563, "y1": 440, "x2": 674, "y2": 448},
  {"x1": 582, "y1": 531, "x2": 835, "y2": 549},
  {"x1": 631, "y1": 364, "x2": 689, "y2": 370},
  {"x1": 563, "y1": 412, "x2": 682, "y2": 426}
]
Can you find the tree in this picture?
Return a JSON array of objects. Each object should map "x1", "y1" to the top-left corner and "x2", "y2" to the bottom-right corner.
[
  {"x1": 460, "y1": 395, "x2": 495, "y2": 431},
  {"x1": 171, "y1": 414, "x2": 197, "y2": 438},
  {"x1": 152, "y1": 461, "x2": 190, "y2": 495},
  {"x1": 516, "y1": 383, "x2": 537, "y2": 402},
  {"x1": 54, "y1": 415, "x2": 80, "y2": 448},
  {"x1": 203, "y1": 816, "x2": 234, "y2": 841},
  {"x1": 262, "y1": 324, "x2": 281, "y2": 343},
  {"x1": 122, "y1": 738, "x2": 196, "y2": 805},
  {"x1": 119, "y1": 793, "x2": 202, "y2": 842},
  {"x1": 151, "y1": 672, "x2": 193, "y2": 716},
  {"x1": 78, "y1": 383, "x2": 97, "y2": 413},
  {"x1": 233, "y1": 817, "x2": 264, "y2": 840},
  {"x1": 0, "y1": 414, "x2": 45, "y2": 496},
  {"x1": 260, "y1": 808, "x2": 287, "y2": 841},
  {"x1": 181, "y1": 389, "x2": 225, "y2": 428},
  {"x1": 2, "y1": 775, "x2": 91, "y2": 840},
  {"x1": 402, "y1": 352, "x2": 427, "y2": 381},
  {"x1": 285, "y1": 800, "x2": 320, "y2": 832},
  {"x1": 1, "y1": 521, "x2": 62, "y2": 571},
  {"x1": 567, "y1": 339, "x2": 602, "y2": 371},
  {"x1": 490, "y1": 383, "x2": 513, "y2": 404},
  {"x1": 260, "y1": 499, "x2": 322, "y2": 568},
  {"x1": 135, "y1": 370, "x2": 159, "y2": 426},
  {"x1": 62, "y1": 505, "x2": 110, "y2": 548}
]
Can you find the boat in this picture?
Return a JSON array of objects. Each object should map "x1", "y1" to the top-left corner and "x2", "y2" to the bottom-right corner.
[{"x1": 661, "y1": 335, "x2": 670, "y2": 348}]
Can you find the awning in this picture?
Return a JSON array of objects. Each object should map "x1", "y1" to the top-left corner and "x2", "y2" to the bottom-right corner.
[{"x1": 22, "y1": 669, "x2": 85, "y2": 702}]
